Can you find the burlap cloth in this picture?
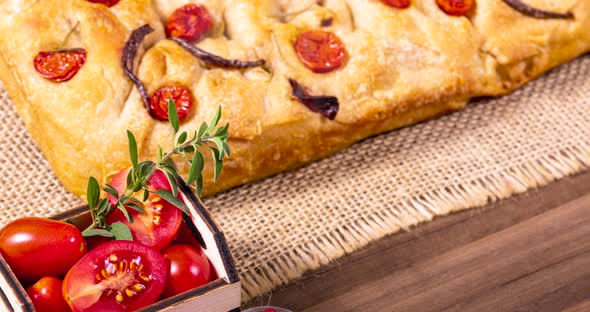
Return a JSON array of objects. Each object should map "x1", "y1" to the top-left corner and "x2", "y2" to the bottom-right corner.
[{"x1": 1, "y1": 55, "x2": 589, "y2": 301}]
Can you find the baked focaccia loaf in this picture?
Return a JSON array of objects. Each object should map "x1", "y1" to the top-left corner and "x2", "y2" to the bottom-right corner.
[{"x1": 0, "y1": 0, "x2": 588, "y2": 198}]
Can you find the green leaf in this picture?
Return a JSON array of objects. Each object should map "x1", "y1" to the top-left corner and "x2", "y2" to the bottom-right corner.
[
  {"x1": 223, "y1": 142, "x2": 231, "y2": 157},
  {"x1": 168, "y1": 100, "x2": 180, "y2": 135},
  {"x1": 160, "y1": 156, "x2": 178, "y2": 171},
  {"x1": 117, "y1": 202, "x2": 133, "y2": 223},
  {"x1": 125, "y1": 197, "x2": 143, "y2": 205},
  {"x1": 143, "y1": 188, "x2": 149, "y2": 202},
  {"x1": 126, "y1": 169, "x2": 134, "y2": 190},
  {"x1": 197, "y1": 122, "x2": 208, "y2": 139},
  {"x1": 137, "y1": 161, "x2": 155, "y2": 177},
  {"x1": 103, "y1": 184, "x2": 119, "y2": 199},
  {"x1": 214, "y1": 123, "x2": 229, "y2": 138},
  {"x1": 210, "y1": 137, "x2": 225, "y2": 159},
  {"x1": 97, "y1": 198, "x2": 110, "y2": 214},
  {"x1": 157, "y1": 145, "x2": 163, "y2": 162},
  {"x1": 131, "y1": 180, "x2": 143, "y2": 193},
  {"x1": 87, "y1": 177, "x2": 100, "y2": 208},
  {"x1": 207, "y1": 106, "x2": 222, "y2": 132},
  {"x1": 155, "y1": 190, "x2": 189, "y2": 215},
  {"x1": 127, "y1": 202, "x2": 145, "y2": 213},
  {"x1": 127, "y1": 130, "x2": 138, "y2": 170},
  {"x1": 187, "y1": 151, "x2": 204, "y2": 185},
  {"x1": 196, "y1": 175, "x2": 203, "y2": 197},
  {"x1": 162, "y1": 170, "x2": 179, "y2": 197},
  {"x1": 184, "y1": 145, "x2": 195, "y2": 153},
  {"x1": 110, "y1": 222, "x2": 133, "y2": 241},
  {"x1": 82, "y1": 228, "x2": 114, "y2": 238},
  {"x1": 177, "y1": 131, "x2": 188, "y2": 145},
  {"x1": 211, "y1": 148, "x2": 223, "y2": 181}
]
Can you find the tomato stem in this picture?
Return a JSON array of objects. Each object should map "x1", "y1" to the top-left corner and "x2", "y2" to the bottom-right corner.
[{"x1": 59, "y1": 21, "x2": 80, "y2": 49}]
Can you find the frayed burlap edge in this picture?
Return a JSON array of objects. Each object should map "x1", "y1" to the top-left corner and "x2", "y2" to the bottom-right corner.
[{"x1": 239, "y1": 143, "x2": 590, "y2": 300}]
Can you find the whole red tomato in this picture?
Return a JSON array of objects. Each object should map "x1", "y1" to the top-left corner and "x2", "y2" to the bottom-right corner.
[
  {"x1": 161, "y1": 244, "x2": 212, "y2": 298},
  {"x1": 26, "y1": 277, "x2": 70, "y2": 312},
  {"x1": 0, "y1": 217, "x2": 87, "y2": 283}
]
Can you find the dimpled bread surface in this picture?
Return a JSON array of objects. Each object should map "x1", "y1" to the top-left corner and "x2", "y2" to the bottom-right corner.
[{"x1": 0, "y1": 0, "x2": 588, "y2": 198}]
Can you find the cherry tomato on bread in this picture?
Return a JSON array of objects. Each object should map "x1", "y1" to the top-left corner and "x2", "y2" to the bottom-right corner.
[
  {"x1": 166, "y1": 4, "x2": 212, "y2": 43},
  {"x1": 0, "y1": 217, "x2": 87, "y2": 283},
  {"x1": 33, "y1": 49, "x2": 86, "y2": 82},
  {"x1": 26, "y1": 277, "x2": 70, "y2": 312},
  {"x1": 436, "y1": 0, "x2": 473, "y2": 16},
  {"x1": 294, "y1": 30, "x2": 345, "y2": 73},
  {"x1": 87, "y1": 0, "x2": 120, "y2": 6},
  {"x1": 149, "y1": 85, "x2": 193, "y2": 121},
  {"x1": 63, "y1": 241, "x2": 166, "y2": 312},
  {"x1": 381, "y1": 0, "x2": 411, "y2": 9}
]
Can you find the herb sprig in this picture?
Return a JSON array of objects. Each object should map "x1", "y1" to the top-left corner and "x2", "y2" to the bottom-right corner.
[{"x1": 83, "y1": 102, "x2": 230, "y2": 239}]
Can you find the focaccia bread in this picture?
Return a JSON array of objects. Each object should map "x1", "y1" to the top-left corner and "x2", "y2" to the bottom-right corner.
[{"x1": 0, "y1": 0, "x2": 588, "y2": 198}]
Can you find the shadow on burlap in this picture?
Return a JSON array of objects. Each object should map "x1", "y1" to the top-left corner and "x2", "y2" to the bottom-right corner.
[{"x1": 1, "y1": 56, "x2": 589, "y2": 301}]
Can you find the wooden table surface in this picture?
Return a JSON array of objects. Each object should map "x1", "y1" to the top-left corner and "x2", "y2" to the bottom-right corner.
[{"x1": 246, "y1": 170, "x2": 590, "y2": 312}]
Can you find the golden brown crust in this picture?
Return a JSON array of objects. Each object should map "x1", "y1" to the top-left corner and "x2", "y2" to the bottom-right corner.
[{"x1": 0, "y1": 0, "x2": 588, "y2": 197}]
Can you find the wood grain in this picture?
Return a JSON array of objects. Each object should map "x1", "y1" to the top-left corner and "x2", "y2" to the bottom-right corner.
[{"x1": 246, "y1": 170, "x2": 590, "y2": 311}]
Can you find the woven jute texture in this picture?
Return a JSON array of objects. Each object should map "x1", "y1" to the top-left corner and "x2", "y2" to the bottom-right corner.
[{"x1": 1, "y1": 55, "x2": 589, "y2": 301}]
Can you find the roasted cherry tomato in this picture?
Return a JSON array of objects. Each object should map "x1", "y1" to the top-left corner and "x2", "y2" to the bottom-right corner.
[
  {"x1": 161, "y1": 244, "x2": 212, "y2": 298},
  {"x1": 33, "y1": 48, "x2": 86, "y2": 82},
  {"x1": 63, "y1": 241, "x2": 166, "y2": 312},
  {"x1": 26, "y1": 277, "x2": 70, "y2": 312},
  {"x1": 149, "y1": 85, "x2": 193, "y2": 121},
  {"x1": 294, "y1": 30, "x2": 345, "y2": 73},
  {"x1": 381, "y1": 0, "x2": 411, "y2": 8},
  {"x1": 86, "y1": 0, "x2": 120, "y2": 6},
  {"x1": 436, "y1": 0, "x2": 473, "y2": 16},
  {"x1": 166, "y1": 4, "x2": 212, "y2": 43},
  {"x1": 0, "y1": 217, "x2": 87, "y2": 283},
  {"x1": 106, "y1": 168, "x2": 183, "y2": 251}
]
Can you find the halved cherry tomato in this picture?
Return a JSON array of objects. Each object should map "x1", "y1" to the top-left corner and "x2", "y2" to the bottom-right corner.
[
  {"x1": 161, "y1": 244, "x2": 212, "y2": 298},
  {"x1": 294, "y1": 30, "x2": 345, "y2": 73},
  {"x1": 33, "y1": 48, "x2": 86, "y2": 82},
  {"x1": 63, "y1": 241, "x2": 166, "y2": 312},
  {"x1": 436, "y1": 0, "x2": 473, "y2": 16},
  {"x1": 149, "y1": 85, "x2": 193, "y2": 121},
  {"x1": 86, "y1": 0, "x2": 120, "y2": 6},
  {"x1": 26, "y1": 277, "x2": 70, "y2": 312},
  {"x1": 166, "y1": 4, "x2": 212, "y2": 43},
  {"x1": 0, "y1": 217, "x2": 87, "y2": 283},
  {"x1": 381, "y1": 0, "x2": 411, "y2": 9},
  {"x1": 106, "y1": 168, "x2": 183, "y2": 251}
]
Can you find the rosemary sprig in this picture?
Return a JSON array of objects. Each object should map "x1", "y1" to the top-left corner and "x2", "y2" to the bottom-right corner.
[{"x1": 82, "y1": 102, "x2": 230, "y2": 239}]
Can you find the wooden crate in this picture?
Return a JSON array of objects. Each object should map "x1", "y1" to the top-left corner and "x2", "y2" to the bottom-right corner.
[{"x1": 0, "y1": 180, "x2": 240, "y2": 312}]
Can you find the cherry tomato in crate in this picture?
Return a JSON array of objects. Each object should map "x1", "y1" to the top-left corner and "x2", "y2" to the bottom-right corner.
[
  {"x1": 0, "y1": 217, "x2": 87, "y2": 283},
  {"x1": 63, "y1": 240, "x2": 166, "y2": 312},
  {"x1": 26, "y1": 277, "x2": 70, "y2": 312},
  {"x1": 161, "y1": 244, "x2": 212, "y2": 298},
  {"x1": 106, "y1": 168, "x2": 183, "y2": 251}
]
